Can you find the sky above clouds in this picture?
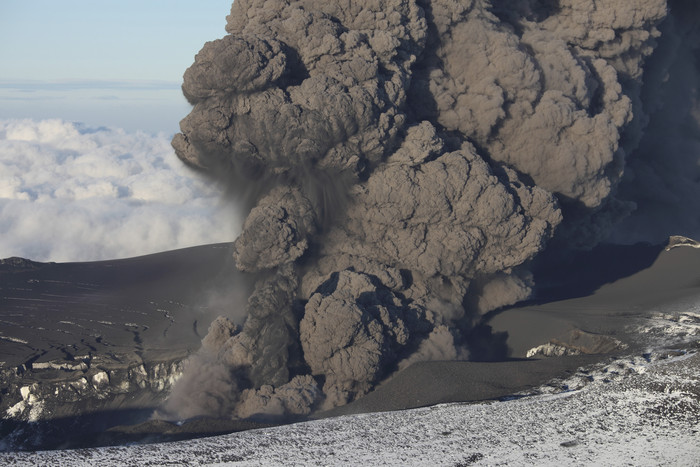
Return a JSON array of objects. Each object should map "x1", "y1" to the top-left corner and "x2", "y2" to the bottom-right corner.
[
  {"x1": 0, "y1": 0, "x2": 233, "y2": 133},
  {"x1": 0, "y1": 2, "x2": 242, "y2": 262}
]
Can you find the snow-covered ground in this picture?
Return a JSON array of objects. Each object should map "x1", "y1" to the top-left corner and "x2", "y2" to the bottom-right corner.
[{"x1": 2, "y1": 311, "x2": 699, "y2": 466}]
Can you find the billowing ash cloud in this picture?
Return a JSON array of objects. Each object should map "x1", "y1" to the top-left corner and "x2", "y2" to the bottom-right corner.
[
  {"x1": 606, "y1": 0, "x2": 700, "y2": 244},
  {"x1": 160, "y1": 0, "x2": 700, "y2": 420},
  {"x1": 0, "y1": 119, "x2": 240, "y2": 262}
]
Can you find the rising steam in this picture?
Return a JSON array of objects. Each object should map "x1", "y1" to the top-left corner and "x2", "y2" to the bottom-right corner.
[{"x1": 158, "y1": 0, "x2": 700, "y2": 420}]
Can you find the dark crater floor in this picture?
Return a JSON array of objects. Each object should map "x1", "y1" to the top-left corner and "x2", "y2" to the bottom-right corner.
[{"x1": 0, "y1": 243, "x2": 239, "y2": 369}]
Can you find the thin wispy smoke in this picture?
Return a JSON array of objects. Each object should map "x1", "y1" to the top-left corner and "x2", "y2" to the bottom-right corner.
[{"x1": 160, "y1": 0, "x2": 700, "y2": 421}]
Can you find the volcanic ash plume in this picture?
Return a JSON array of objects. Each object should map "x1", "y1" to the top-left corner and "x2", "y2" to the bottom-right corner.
[{"x1": 159, "y1": 0, "x2": 700, "y2": 420}]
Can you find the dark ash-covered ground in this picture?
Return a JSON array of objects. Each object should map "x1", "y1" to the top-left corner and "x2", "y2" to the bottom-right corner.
[
  {"x1": 0, "y1": 244, "x2": 248, "y2": 450},
  {"x1": 1, "y1": 239, "x2": 698, "y2": 451},
  {"x1": 1, "y1": 245, "x2": 698, "y2": 464}
]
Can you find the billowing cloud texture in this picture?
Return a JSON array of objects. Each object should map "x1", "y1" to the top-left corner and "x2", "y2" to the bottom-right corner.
[
  {"x1": 0, "y1": 119, "x2": 240, "y2": 262},
  {"x1": 151, "y1": 0, "x2": 699, "y2": 421}
]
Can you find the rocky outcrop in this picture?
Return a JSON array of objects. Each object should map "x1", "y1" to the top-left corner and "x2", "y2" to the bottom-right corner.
[
  {"x1": 1, "y1": 352, "x2": 186, "y2": 424},
  {"x1": 0, "y1": 244, "x2": 242, "y2": 448}
]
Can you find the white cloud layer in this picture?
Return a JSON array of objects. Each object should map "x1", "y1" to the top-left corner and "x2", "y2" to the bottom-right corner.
[{"x1": 0, "y1": 118, "x2": 241, "y2": 262}]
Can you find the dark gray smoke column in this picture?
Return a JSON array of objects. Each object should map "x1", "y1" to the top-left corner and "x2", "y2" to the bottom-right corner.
[
  {"x1": 607, "y1": 0, "x2": 700, "y2": 244},
  {"x1": 162, "y1": 0, "x2": 695, "y2": 419}
]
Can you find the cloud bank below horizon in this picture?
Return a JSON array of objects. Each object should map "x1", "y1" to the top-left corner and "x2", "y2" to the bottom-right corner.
[{"x1": 0, "y1": 118, "x2": 241, "y2": 262}]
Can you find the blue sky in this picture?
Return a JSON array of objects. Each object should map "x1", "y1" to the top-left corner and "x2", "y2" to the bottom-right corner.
[
  {"x1": 0, "y1": 2, "x2": 243, "y2": 262},
  {"x1": 0, "y1": 1, "x2": 234, "y2": 133}
]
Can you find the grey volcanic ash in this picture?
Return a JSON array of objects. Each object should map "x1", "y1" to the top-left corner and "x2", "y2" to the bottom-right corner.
[{"x1": 159, "y1": 0, "x2": 700, "y2": 420}]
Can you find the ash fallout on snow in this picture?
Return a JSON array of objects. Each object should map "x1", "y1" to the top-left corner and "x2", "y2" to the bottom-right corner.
[{"x1": 159, "y1": 0, "x2": 700, "y2": 420}]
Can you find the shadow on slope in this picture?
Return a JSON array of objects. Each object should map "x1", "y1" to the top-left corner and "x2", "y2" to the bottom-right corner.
[
  {"x1": 0, "y1": 408, "x2": 277, "y2": 451},
  {"x1": 528, "y1": 242, "x2": 666, "y2": 303}
]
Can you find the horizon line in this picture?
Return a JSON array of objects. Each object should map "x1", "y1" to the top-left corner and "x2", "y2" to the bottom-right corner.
[{"x1": 0, "y1": 78, "x2": 182, "y2": 92}]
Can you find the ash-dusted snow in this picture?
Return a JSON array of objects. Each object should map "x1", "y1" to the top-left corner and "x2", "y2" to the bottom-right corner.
[{"x1": 4, "y1": 311, "x2": 699, "y2": 466}]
